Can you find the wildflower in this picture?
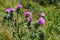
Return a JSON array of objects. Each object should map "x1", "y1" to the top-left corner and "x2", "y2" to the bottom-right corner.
[
  {"x1": 27, "y1": 17, "x2": 32, "y2": 22},
  {"x1": 5, "y1": 9, "x2": 10, "y2": 13},
  {"x1": 17, "y1": 4, "x2": 22, "y2": 9},
  {"x1": 16, "y1": 4, "x2": 22, "y2": 14},
  {"x1": 8, "y1": 8, "x2": 15, "y2": 20},
  {"x1": 25, "y1": 11, "x2": 31, "y2": 17},
  {"x1": 41, "y1": 12, "x2": 45, "y2": 17},
  {"x1": 27, "y1": 17, "x2": 32, "y2": 26},
  {"x1": 9, "y1": 8, "x2": 15, "y2": 12},
  {"x1": 38, "y1": 17, "x2": 45, "y2": 25}
]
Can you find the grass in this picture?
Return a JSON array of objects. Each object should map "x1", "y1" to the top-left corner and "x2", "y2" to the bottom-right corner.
[{"x1": 0, "y1": 0, "x2": 60, "y2": 40}]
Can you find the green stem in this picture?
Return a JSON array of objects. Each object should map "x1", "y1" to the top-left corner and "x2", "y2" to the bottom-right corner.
[{"x1": 17, "y1": 12, "x2": 22, "y2": 40}]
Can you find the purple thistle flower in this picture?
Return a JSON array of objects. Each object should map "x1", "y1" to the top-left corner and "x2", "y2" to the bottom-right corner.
[
  {"x1": 27, "y1": 17, "x2": 32, "y2": 26},
  {"x1": 27, "y1": 17, "x2": 32, "y2": 22},
  {"x1": 9, "y1": 8, "x2": 15, "y2": 12},
  {"x1": 41, "y1": 12, "x2": 45, "y2": 17},
  {"x1": 25, "y1": 11, "x2": 31, "y2": 17},
  {"x1": 5, "y1": 9, "x2": 10, "y2": 13},
  {"x1": 17, "y1": 4, "x2": 22, "y2": 9},
  {"x1": 38, "y1": 17, "x2": 45, "y2": 25}
]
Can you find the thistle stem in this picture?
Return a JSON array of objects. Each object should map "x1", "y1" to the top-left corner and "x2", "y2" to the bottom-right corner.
[{"x1": 16, "y1": 10, "x2": 22, "y2": 40}]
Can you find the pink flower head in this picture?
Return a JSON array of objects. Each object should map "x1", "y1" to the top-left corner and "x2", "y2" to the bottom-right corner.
[
  {"x1": 9, "y1": 8, "x2": 15, "y2": 12},
  {"x1": 17, "y1": 4, "x2": 22, "y2": 9},
  {"x1": 38, "y1": 17, "x2": 45, "y2": 25},
  {"x1": 41, "y1": 12, "x2": 45, "y2": 17},
  {"x1": 25, "y1": 11, "x2": 31, "y2": 17},
  {"x1": 27, "y1": 17, "x2": 32, "y2": 22},
  {"x1": 5, "y1": 9, "x2": 10, "y2": 13}
]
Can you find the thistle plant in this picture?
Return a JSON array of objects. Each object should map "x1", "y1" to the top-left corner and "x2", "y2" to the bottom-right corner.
[
  {"x1": 5, "y1": 9, "x2": 10, "y2": 14},
  {"x1": 25, "y1": 10, "x2": 31, "y2": 17},
  {"x1": 25, "y1": 10, "x2": 31, "y2": 22},
  {"x1": 16, "y1": 4, "x2": 22, "y2": 40},
  {"x1": 41, "y1": 12, "x2": 45, "y2": 17},
  {"x1": 38, "y1": 17, "x2": 45, "y2": 25},
  {"x1": 27, "y1": 17, "x2": 32, "y2": 26},
  {"x1": 9, "y1": 8, "x2": 15, "y2": 20},
  {"x1": 3, "y1": 9, "x2": 10, "y2": 26},
  {"x1": 2, "y1": 3, "x2": 46, "y2": 40}
]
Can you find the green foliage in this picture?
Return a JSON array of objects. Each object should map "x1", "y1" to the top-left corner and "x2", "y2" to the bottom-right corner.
[{"x1": 33, "y1": 0, "x2": 60, "y2": 5}]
